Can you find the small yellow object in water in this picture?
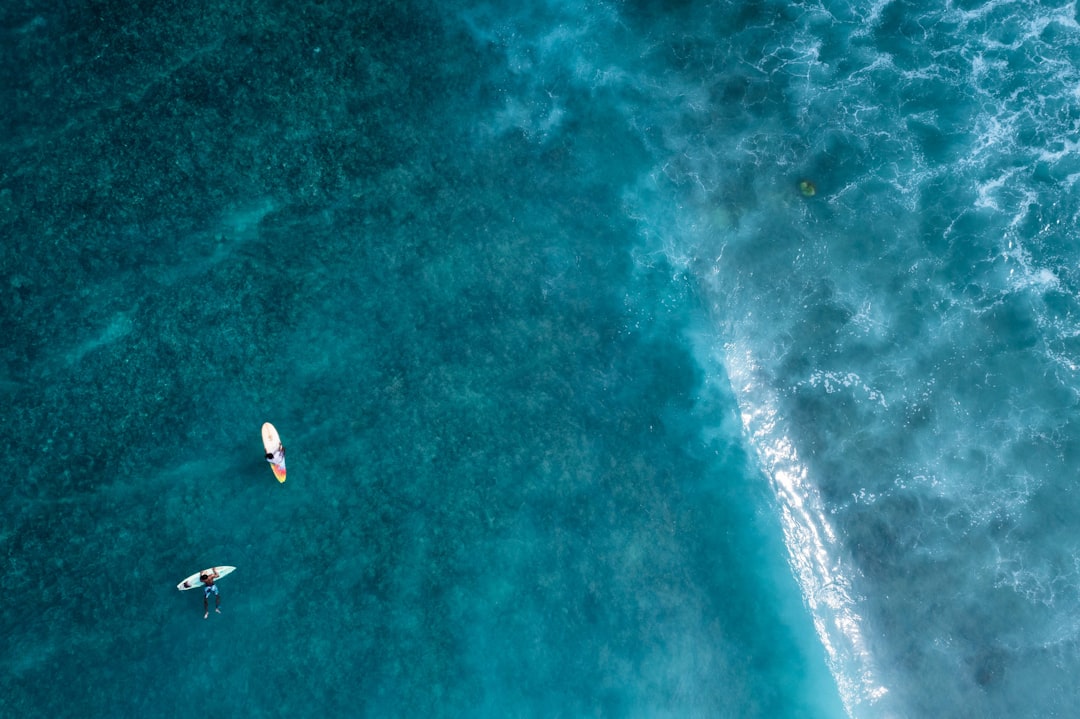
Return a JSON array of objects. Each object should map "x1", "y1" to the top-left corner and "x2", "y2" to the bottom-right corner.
[{"x1": 798, "y1": 179, "x2": 816, "y2": 197}]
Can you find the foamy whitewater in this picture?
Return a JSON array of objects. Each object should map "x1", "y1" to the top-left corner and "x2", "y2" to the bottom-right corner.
[
  {"x1": 468, "y1": 0, "x2": 1080, "y2": 715},
  {"x1": 623, "y1": 1, "x2": 1080, "y2": 715},
  {"x1": 5, "y1": 0, "x2": 1080, "y2": 717}
]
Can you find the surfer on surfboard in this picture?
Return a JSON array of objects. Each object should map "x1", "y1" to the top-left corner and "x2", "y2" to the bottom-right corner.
[
  {"x1": 201, "y1": 569, "x2": 222, "y2": 619},
  {"x1": 262, "y1": 423, "x2": 287, "y2": 482},
  {"x1": 266, "y1": 441, "x2": 286, "y2": 479}
]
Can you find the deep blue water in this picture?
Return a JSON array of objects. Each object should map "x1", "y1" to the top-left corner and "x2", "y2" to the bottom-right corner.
[{"x1": 5, "y1": 1, "x2": 1080, "y2": 717}]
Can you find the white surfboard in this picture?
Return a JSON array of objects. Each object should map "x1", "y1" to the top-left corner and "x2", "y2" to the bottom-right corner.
[{"x1": 177, "y1": 566, "x2": 236, "y2": 591}]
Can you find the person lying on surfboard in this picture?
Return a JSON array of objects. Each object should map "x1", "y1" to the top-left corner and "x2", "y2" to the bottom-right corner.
[
  {"x1": 201, "y1": 570, "x2": 222, "y2": 619},
  {"x1": 265, "y1": 443, "x2": 286, "y2": 476}
]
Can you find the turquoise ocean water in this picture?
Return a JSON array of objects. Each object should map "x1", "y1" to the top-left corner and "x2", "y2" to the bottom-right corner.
[{"x1": 5, "y1": 1, "x2": 1080, "y2": 717}]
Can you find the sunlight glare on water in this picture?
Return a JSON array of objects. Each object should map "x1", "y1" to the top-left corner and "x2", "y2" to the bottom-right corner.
[{"x1": 727, "y1": 339, "x2": 890, "y2": 717}]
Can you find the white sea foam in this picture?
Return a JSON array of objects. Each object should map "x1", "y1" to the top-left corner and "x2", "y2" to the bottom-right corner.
[
  {"x1": 716, "y1": 339, "x2": 892, "y2": 717},
  {"x1": 465, "y1": 0, "x2": 1080, "y2": 713},
  {"x1": 805, "y1": 370, "x2": 888, "y2": 408}
]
